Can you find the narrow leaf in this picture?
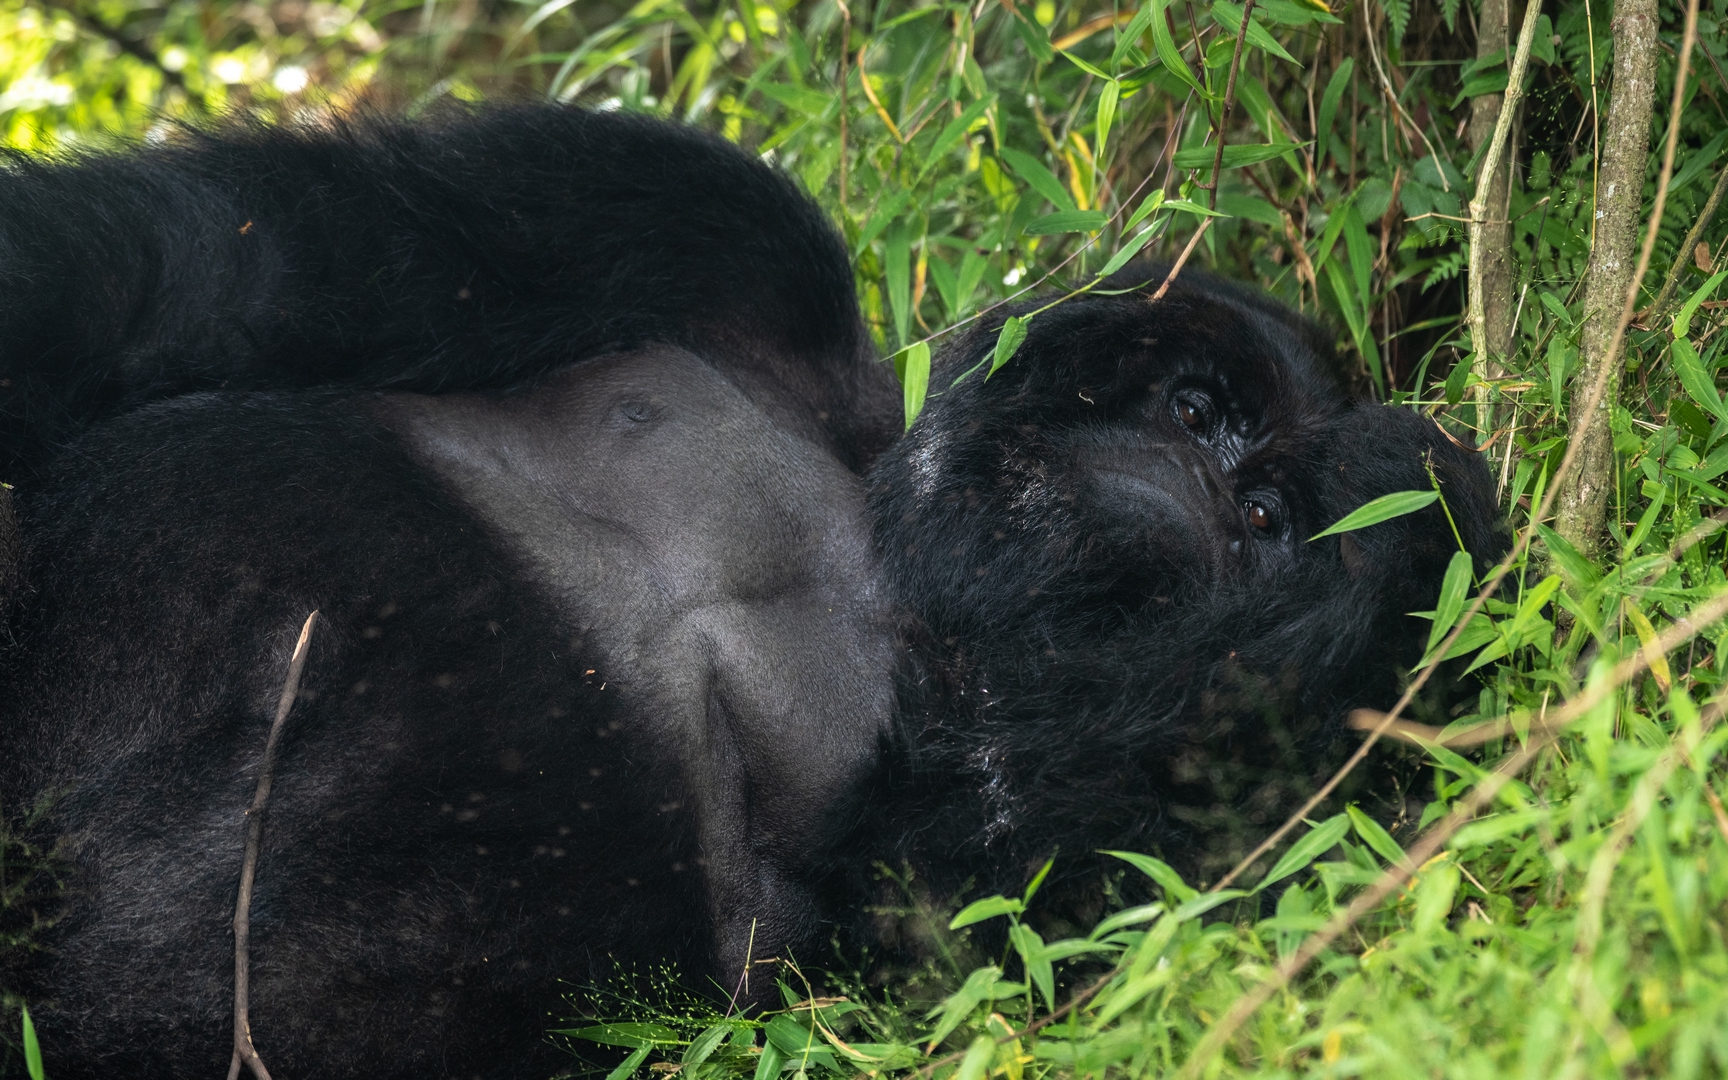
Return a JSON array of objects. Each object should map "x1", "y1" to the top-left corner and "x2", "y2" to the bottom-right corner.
[
  {"x1": 1172, "y1": 142, "x2": 1310, "y2": 169},
  {"x1": 1671, "y1": 268, "x2": 1728, "y2": 339},
  {"x1": 1309, "y1": 489, "x2": 1438, "y2": 540},
  {"x1": 1095, "y1": 79, "x2": 1120, "y2": 155},
  {"x1": 954, "y1": 1035, "x2": 996, "y2": 1080},
  {"x1": 1149, "y1": 0, "x2": 1206, "y2": 96},
  {"x1": 948, "y1": 893, "x2": 1023, "y2": 929},
  {"x1": 1424, "y1": 550, "x2": 1475, "y2": 657},
  {"x1": 1671, "y1": 338, "x2": 1728, "y2": 423},
  {"x1": 1000, "y1": 147, "x2": 1076, "y2": 212},
  {"x1": 1346, "y1": 804, "x2": 1408, "y2": 866},
  {"x1": 1103, "y1": 850, "x2": 1199, "y2": 902},
  {"x1": 1254, "y1": 814, "x2": 1351, "y2": 891},
  {"x1": 901, "y1": 341, "x2": 931, "y2": 430},
  {"x1": 988, "y1": 315, "x2": 1031, "y2": 377},
  {"x1": 22, "y1": 1005, "x2": 45, "y2": 1080},
  {"x1": 1024, "y1": 209, "x2": 1108, "y2": 234},
  {"x1": 1098, "y1": 226, "x2": 1157, "y2": 277}
]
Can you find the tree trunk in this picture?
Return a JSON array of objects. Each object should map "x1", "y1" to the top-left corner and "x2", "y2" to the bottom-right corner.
[
  {"x1": 1554, "y1": 0, "x2": 1660, "y2": 559},
  {"x1": 1468, "y1": 0, "x2": 1516, "y2": 365}
]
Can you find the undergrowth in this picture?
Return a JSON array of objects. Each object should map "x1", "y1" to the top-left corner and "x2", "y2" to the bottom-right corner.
[{"x1": 5, "y1": 0, "x2": 1728, "y2": 1074}]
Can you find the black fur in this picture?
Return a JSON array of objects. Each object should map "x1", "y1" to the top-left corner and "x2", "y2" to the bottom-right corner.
[{"x1": 0, "y1": 106, "x2": 1505, "y2": 1078}]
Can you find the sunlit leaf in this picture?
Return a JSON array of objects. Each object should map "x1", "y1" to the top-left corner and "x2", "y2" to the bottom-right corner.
[{"x1": 1309, "y1": 489, "x2": 1438, "y2": 540}]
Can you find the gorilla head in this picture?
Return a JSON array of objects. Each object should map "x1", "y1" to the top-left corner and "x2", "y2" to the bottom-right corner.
[
  {"x1": 0, "y1": 106, "x2": 1504, "y2": 1079},
  {"x1": 866, "y1": 275, "x2": 1501, "y2": 887}
]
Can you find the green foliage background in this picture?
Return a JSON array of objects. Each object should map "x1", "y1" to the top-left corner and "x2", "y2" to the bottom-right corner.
[{"x1": 5, "y1": 0, "x2": 1728, "y2": 1075}]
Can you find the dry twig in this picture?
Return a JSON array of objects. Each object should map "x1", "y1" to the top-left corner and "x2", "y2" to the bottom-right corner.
[{"x1": 227, "y1": 611, "x2": 320, "y2": 1080}]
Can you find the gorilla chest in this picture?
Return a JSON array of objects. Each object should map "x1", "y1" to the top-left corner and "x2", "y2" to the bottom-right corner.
[{"x1": 381, "y1": 348, "x2": 895, "y2": 840}]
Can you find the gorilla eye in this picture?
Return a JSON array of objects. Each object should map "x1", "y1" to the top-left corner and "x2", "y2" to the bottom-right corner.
[
  {"x1": 1243, "y1": 497, "x2": 1282, "y2": 535},
  {"x1": 1172, "y1": 391, "x2": 1215, "y2": 434}
]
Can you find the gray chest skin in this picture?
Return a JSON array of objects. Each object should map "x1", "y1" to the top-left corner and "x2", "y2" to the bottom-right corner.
[{"x1": 380, "y1": 346, "x2": 895, "y2": 975}]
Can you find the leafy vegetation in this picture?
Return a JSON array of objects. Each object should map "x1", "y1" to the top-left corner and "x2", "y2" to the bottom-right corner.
[{"x1": 6, "y1": 0, "x2": 1728, "y2": 1074}]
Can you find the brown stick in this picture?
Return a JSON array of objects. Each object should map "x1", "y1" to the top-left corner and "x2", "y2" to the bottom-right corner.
[
  {"x1": 1148, "y1": 216, "x2": 1215, "y2": 302},
  {"x1": 227, "y1": 611, "x2": 320, "y2": 1080},
  {"x1": 1206, "y1": 0, "x2": 1257, "y2": 209}
]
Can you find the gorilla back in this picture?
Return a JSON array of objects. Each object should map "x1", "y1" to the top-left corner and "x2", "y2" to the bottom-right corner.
[{"x1": 0, "y1": 106, "x2": 1505, "y2": 1078}]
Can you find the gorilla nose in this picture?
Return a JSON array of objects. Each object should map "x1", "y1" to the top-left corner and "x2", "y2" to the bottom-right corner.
[{"x1": 1090, "y1": 445, "x2": 1246, "y2": 575}]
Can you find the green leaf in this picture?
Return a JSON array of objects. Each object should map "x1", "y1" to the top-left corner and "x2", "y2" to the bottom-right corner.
[
  {"x1": 1535, "y1": 523, "x2": 1601, "y2": 590},
  {"x1": 918, "y1": 93, "x2": 996, "y2": 178},
  {"x1": 1172, "y1": 889, "x2": 1248, "y2": 920},
  {"x1": 1022, "y1": 857, "x2": 1055, "y2": 904},
  {"x1": 606, "y1": 1045, "x2": 652, "y2": 1080},
  {"x1": 988, "y1": 315, "x2": 1032, "y2": 377},
  {"x1": 756, "y1": 83, "x2": 832, "y2": 116},
  {"x1": 1000, "y1": 147, "x2": 1076, "y2": 212},
  {"x1": 751, "y1": 1039, "x2": 786, "y2": 1080},
  {"x1": 1090, "y1": 902, "x2": 1166, "y2": 938},
  {"x1": 1172, "y1": 142, "x2": 1309, "y2": 169},
  {"x1": 1254, "y1": 813, "x2": 1351, "y2": 891},
  {"x1": 1380, "y1": 0, "x2": 1411, "y2": 42},
  {"x1": 1010, "y1": 922, "x2": 1055, "y2": 1009},
  {"x1": 1059, "y1": 49, "x2": 1110, "y2": 79},
  {"x1": 1670, "y1": 130, "x2": 1728, "y2": 197},
  {"x1": 1095, "y1": 79, "x2": 1120, "y2": 155},
  {"x1": 1098, "y1": 226, "x2": 1157, "y2": 277},
  {"x1": 1424, "y1": 550, "x2": 1476, "y2": 657},
  {"x1": 1162, "y1": 197, "x2": 1229, "y2": 217},
  {"x1": 1024, "y1": 209, "x2": 1108, "y2": 234},
  {"x1": 1346, "y1": 804, "x2": 1408, "y2": 866},
  {"x1": 1317, "y1": 59, "x2": 1354, "y2": 165},
  {"x1": 1210, "y1": 0, "x2": 1298, "y2": 64},
  {"x1": 22, "y1": 1005, "x2": 44, "y2": 1080},
  {"x1": 1150, "y1": 0, "x2": 1206, "y2": 97},
  {"x1": 1103, "y1": 850, "x2": 1199, "y2": 902},
  {"x1": 1671, "y1": 338, "x2": 1728, "y2": 424},
  {"x1": 1309, "y1": 489, "x2": 1437, "y2": 540},
  {"x1": 683, "y1": 1023, "x2": 735, "y2": 1069},
  {"x1": 900, "y1": 341, "x2": 931, "y2": 430},
  {"x1": 1672, "y1": 269, "x2": 1728, "y2": 340},
  {"x1": 1216, "y1": 192, "x2": 1284, "y2": 226},
  {"x1": 1007, "y1": 2, "x2": 1055, "y2": 63},
  {"x1": 948, "y1": 893, "x2": 1024, "y2": 929},
  {"x1": 954, "y1": 1035, "x2": 996, "y2": 1080},
  {"x1": 1124, "y1": 188, "x2": 1167, "y2": 231},
  {"x1": 923, "y1": 966, "x2": 1019, "y2": 1048},
  {"x1": 885, "y1": 220, "x2": 913, "y2": 346},
  {"x1": 1111, "y1": 3, "x2": 1158, "y2": 70},
  {"x1": 553, "y1": 1023, "x2": 681, "y2": 1049}
]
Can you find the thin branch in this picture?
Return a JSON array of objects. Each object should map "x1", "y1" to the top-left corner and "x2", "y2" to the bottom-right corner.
[
  {"x1": 227, "y1": 611, "x2": 320, "y2": 1080},
  {"x1": 1206, "y1": 0, "x2": 1257, "y2": 209},
  {"x1": 1149, "y1": 216, "x2": 1215, "y2": 301},
  {"x1": 1468, "y1": 0, "x2": 1546, "y2": 365}
]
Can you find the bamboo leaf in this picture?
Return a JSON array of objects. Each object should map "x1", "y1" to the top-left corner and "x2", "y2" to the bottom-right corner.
[
  {"x1": 1254, "y1": 814, "x2": 1351, "y2": 891},
  {"x1": 1310, "y1": 489, "x2": 1437, "y2": 541},
  {"x1": 988, "y1": 315, "x2": 1032, "y2": 377},
  {"x1": 901, "y1": 341, "x2": 931, "y2": 430}
]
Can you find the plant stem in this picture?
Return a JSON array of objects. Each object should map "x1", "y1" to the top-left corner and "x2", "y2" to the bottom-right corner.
[
  {"x1": 1466, "y1": 0, "x2": 1542, "y2": 443},
  {"x1": 1207, "y1": 0, "x2": 1256, "y2": 210}
]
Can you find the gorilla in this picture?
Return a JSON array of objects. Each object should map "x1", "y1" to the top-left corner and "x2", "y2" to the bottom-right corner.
[{"x1": 0, "y1": 105, "x2": 1502, "y2": 1078}]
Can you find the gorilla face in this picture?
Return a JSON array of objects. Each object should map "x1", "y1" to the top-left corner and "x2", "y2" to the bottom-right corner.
[
  {"x1": 866, "y1": 272, "x2": 1504, "y2": 871},
  {"x1": 873, "y1": 277, "x2": 1355, "y2": 641}
]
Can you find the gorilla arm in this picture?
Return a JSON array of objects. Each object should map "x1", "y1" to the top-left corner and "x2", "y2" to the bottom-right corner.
[{"x1": 0, "y1": 107, "x2": 893, "y2": 476}]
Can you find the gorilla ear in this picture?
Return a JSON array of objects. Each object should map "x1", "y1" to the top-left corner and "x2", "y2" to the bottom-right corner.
[{"x1": 1337, "y1": 531, "x2": 1369, "y2": 579}]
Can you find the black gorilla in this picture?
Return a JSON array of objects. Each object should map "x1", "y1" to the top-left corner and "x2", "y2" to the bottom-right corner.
[{"x1": 0, "y1": 106, "x2": 1503, "y2": 1078}]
